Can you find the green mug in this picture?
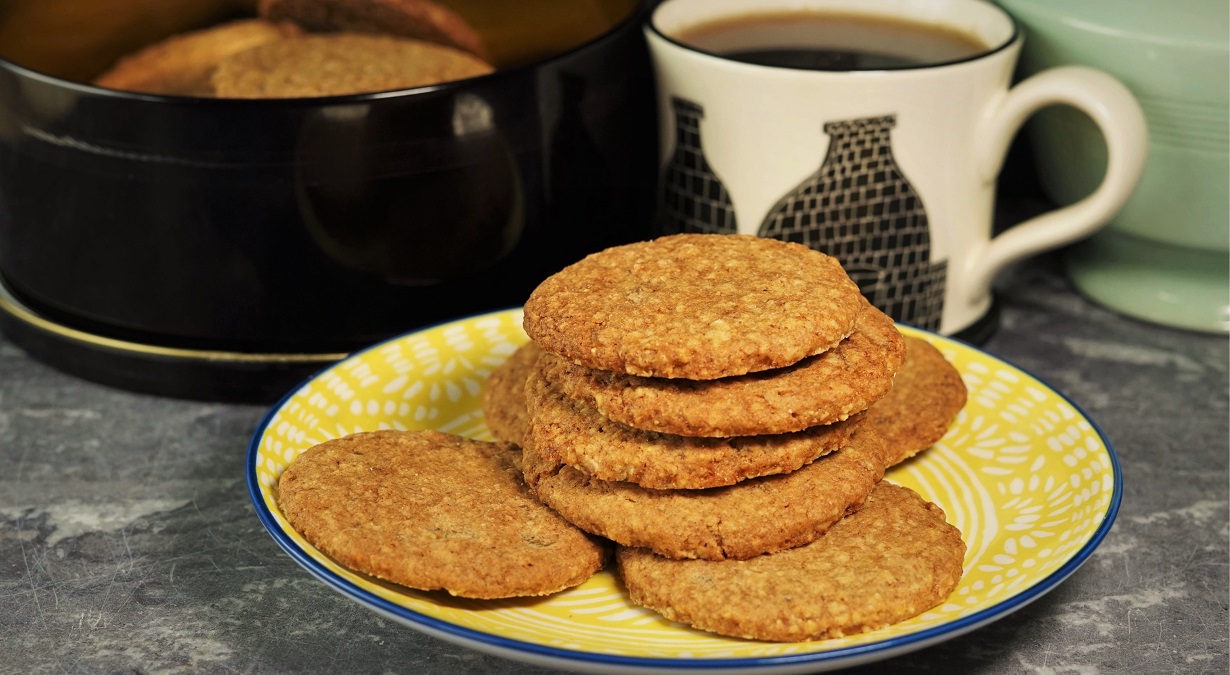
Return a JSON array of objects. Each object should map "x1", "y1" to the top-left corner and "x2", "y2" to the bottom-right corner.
[{"x1": 997, "y1": 0, "x2": 1229, "y2": 333}]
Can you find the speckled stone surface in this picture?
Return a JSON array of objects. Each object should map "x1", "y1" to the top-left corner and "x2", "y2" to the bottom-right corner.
[{"x1": 1, "y1": 255, "x2": 1227, "y2": 674}]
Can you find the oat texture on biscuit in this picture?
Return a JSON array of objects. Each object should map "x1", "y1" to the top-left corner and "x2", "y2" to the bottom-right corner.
[
  {"x1": 276, "y1": 430, "x2": 606, "y2": 598},
  {"x1": 524, "y1": 368, "x2": 860, "y2": 489},
  {"x1": 522, "y1": 234, "x2": 864, "y2": 380},
  {"x1": 481, "y1": 341, "x2": 542, "y2": 446},
  {"x1": 211, "y1": 33, "x2": 492, "y2": 98},
  {"x1": 544, "y1": 300, "x2": 905, "y2": 437},
  {"x1": 523, "y1": 424, "x2": 886, "y2": 561},
  {"x1": 868, "y1": 336, "x2": 968, "y2": 466},
  {"x1": 258, "y1": 0, "x2": 487, "y2": 58},
  {"x1": 616, "y1": 482, "x2": 966, "y2": 641},
  {"x1": 93, "y1": 19, "x2": 300, "y2": 96}
]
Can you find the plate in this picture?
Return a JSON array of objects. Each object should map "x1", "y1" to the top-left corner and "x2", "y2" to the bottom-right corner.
[{"x1": 246, "y1": 308, "x2": 1121, "y2": 674}]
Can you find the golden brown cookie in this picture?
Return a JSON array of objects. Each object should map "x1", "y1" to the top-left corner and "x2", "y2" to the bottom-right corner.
[
  {"x1": 258, "y1": 0, "x2": 487, "y2": 58},
  {"x1": 868, "y1": 336, "x2": 968, "y2": 466},
  {"x1": 93, "y1": 19, "x2": 301, "y2": 96},
  {"x1": 277, "y1": 430, "x2": 607, "y2": 599},
  {"x1": 523, "y1": 424, "x2": 886, "y2": 561},
  {"x1": 524, "y1": 367, "x2": 861, "y2": 490},
  {"x1": 211, "y1": 33, "x2": 493, "y2": 98},
  {"x1": 617, "y1": 482, "x2": 966, "y2": 641},
  {"x1": 543, "y1": 300, "x2": 905, "y2": 437},
  {"x1": 523, "y1": 234, "x2": 864, "y2": 380},
  {"x1": 481, "y1": 341, "x2": 542, "y2": 446}
]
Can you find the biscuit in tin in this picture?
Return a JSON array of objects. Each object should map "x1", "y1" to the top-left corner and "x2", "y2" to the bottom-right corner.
[
  {"x1": 211, "y1": 33, "x2": 492, "y2": 98},
  {"x1": 93, "y1": 19, "x2": 300, "y2": 96},
  {"x1": 258, "y1": 0, "x2": 487, "y2": 57}
]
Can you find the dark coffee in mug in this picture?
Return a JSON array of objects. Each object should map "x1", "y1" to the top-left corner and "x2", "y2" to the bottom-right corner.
[{"x1": 674, "y1": 11, "x2": 988, "y2": 70}]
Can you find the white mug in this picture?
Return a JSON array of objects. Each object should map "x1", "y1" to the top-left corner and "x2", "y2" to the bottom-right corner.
[{"x1": 644, "y1": 0, "x2": 1148, "y2": 338}]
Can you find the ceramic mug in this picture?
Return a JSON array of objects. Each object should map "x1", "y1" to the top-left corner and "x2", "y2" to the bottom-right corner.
[
  {"x1": 644, "y1": 0, "x2": 1148, "y2": 339},
  {"x1": 997, "y1": 0, "x2": 1229, "y2": 334}
]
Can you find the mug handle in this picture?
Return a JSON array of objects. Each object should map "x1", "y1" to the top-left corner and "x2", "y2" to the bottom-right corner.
[{"x1": 965, "y1": 66, "x2": 1149, "y2": 301}]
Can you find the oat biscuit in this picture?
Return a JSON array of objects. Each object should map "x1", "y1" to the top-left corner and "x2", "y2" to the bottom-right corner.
[
  {"x1": 258, "y1": 0, "x2": 487, "y2": 58},
  {"x1": 523, "y1": 424, "x2": 886, "y2": 561},
  {"x1": 481, "y1": 341, "x2": 542, "y2": 446},
  {"x1": 277, "y1": 430, "x2": 607, "y2": 599},
  {"x1": 93, "y1": 19, "x2": 300, "y2": 96},
  {"x1": 868, "y1": 336, "x2": 968, "y2": 466},
  {"x1": 522, "y1": 234, "x2": 864, "y2": 380},
  {"x1": 211, "y1": 33, "x2": 492, "y2": 98},
  {"x1": 616, "y1": 482, "x2": 966, "y2": 641},
  {"x1": 543, "y1": 300, "x2": 905, "y2": 437},
  {"x1": 524, "y1": 368, "x2": 861, "y2": 489}
]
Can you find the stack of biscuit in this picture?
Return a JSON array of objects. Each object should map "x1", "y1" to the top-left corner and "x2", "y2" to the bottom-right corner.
[
  {"x1": 485, "y1": 233, "x2": 969, "y2": 642},
  {"x1": 276, "y1": 232, "x2": 969, "y2": 635}
]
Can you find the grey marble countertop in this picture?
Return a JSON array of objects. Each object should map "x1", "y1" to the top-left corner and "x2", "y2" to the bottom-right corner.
[{"x1": 2, "y1": 256, "x2": 1227, "y2": 674}]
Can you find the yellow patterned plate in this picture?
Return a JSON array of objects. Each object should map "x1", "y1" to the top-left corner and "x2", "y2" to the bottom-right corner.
[{"x1": 246, "y1": 308, "x2": 1121, "y2": 674}]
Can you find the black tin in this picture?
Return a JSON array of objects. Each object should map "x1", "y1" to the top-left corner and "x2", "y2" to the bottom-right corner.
[{"x1": 0, "y1": 1, "x2": 658, "y2": 401}]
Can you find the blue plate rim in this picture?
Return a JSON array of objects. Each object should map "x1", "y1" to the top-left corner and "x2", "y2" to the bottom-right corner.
[{"x1": 245, "y1": 307, "x2": 1124, "y2": 671}]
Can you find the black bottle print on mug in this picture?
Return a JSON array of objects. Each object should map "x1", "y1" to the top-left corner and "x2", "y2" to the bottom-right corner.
[
  {"x1": 658, "y1": 97, "x2": 738, "y2": 235},
  {"x1": 758, "y1": 115, "x2": 946, "y2": 330}
]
